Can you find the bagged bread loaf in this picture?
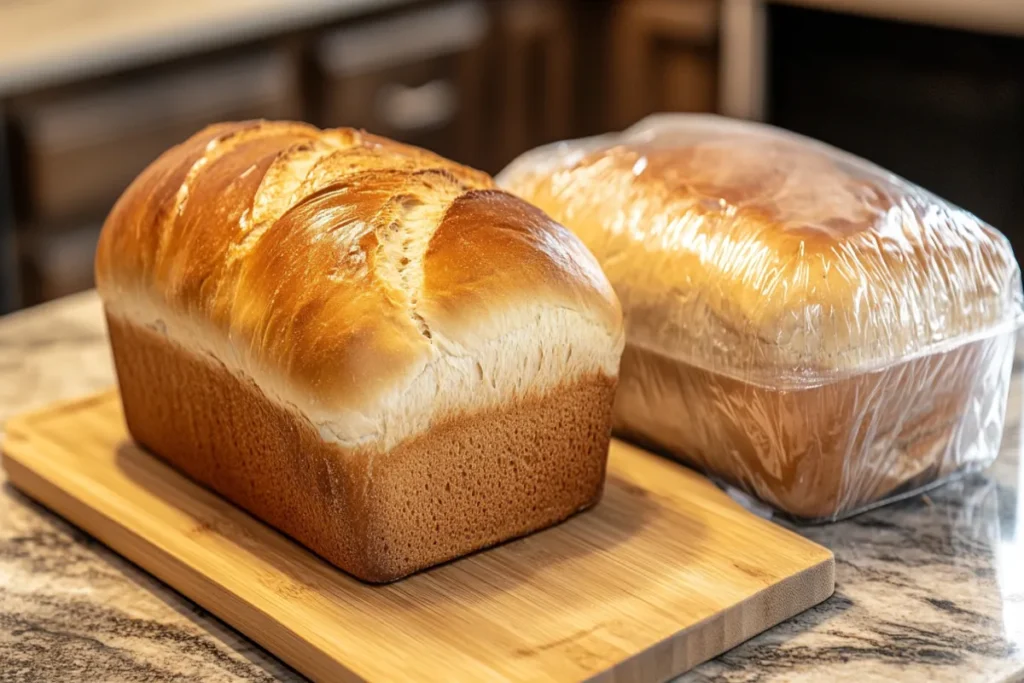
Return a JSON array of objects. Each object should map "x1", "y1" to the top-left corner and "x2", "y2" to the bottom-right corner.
[
  {"x1": 499, "y1": 113, "x2": 1023, "y2": 521},
  {"x1": 95, "y1": 121, "x2": 625, "y2": 582}
]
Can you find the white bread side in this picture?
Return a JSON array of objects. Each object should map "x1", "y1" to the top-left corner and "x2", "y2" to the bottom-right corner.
[{"x1": 105, "y1": 293, "x2": 620, "y2": 450}]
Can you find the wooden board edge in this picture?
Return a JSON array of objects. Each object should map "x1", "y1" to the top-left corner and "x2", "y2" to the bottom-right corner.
[
  {"x1": 1, "y1": 448, "x2": 366, "y2": 683},
  {"x1": 2, "y1": 387, "x2": 119, "y2": 434},
  {"x1": 591, "y1": 552, "x2": 835, "y2": 682}
]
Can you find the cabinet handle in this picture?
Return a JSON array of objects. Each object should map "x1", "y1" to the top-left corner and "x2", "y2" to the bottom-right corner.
[{"x1": 375, "y1": 79, "x2": 458, "y2": 132}]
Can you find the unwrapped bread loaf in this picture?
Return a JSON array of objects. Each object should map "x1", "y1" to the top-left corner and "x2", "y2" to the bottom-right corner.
[
  {"x1": 96, "y1": 121, "x2": 624, "y2": 581},
  {"x1": 500, "y1": 114, "x2": 1022, "y2": 520}
]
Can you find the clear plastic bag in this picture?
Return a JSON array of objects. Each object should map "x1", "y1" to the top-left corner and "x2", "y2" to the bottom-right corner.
[{"x1": 498, "y1": 114, "x2": 1024, "y2": 521}]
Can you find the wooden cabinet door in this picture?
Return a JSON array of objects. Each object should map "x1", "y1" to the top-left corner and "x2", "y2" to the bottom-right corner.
[
  {"x1": 317, "y1": 1, "x2": 490, "y2": 168},
  {"x1": 13, "y1": 49, "x2": 300, "y2": 226},
  {"x1": 609, "y1": 0, "x2": 720, "y2": 130},
  {"x1": 493, "y1": 0, "x2": 574, "y2": 170}
]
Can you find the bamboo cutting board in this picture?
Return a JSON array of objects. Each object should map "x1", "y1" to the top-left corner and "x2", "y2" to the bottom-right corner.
[{"x1": 2, "y1": 390, "x2": 834, "y2": 682}]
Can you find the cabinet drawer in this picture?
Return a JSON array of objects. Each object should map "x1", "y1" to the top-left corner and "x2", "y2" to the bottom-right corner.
[
  {"x1": 14, "y1": 50, "x2": 300, "y2": 225},
  {"x1": 21, "y1": 223, "x2": 101, "y2": 304},
  {"x1": 317, "y1": 0, "x2": 489, "y2": 167}
]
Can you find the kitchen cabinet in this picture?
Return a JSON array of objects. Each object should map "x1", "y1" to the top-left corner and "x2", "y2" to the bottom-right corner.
[
  {"x1": 0, "y1": 108, "x2": 17, "y2": 314},
  {"x1": 316, "y1": 0, "x2": 490, "y2": 169},
  {"x1": 492, "y1": 0, "x2": 574, "y2": 169},
  {"x1": 19, "y1": 223, "x2": 101, "y2": 304},
  {"x1": 608, "y1": 0, "x2": 719, "y2": 130},
  {"x1": 11, "y1": 50, "x2": 300, "y2": 227},
  {"x1": 7, "y1": 48, "x2": 301, "y2": 306}
]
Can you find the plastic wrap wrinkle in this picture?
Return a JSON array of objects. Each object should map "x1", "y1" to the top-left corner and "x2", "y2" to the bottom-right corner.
[{"x1": 500, "y1": 114, "x2": 1023, "y2": 520}]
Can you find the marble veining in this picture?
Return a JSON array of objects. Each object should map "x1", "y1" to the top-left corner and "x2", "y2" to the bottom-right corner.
[{"x1": 1, "y1": 291, "x2": 1023, "y2": 682}]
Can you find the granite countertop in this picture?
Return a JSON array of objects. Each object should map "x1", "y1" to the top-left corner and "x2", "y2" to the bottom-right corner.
[{"x1": 1, "y1": 291, "x2": 1022, "y2": 682}]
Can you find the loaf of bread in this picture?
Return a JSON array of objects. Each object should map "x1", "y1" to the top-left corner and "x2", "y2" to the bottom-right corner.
[
  {"x1": 501, "y1": 114, "x2": 1022, "y2": 520},
  {"x1": 95, "y1": 121, "x2": 624, "y2": 582}
]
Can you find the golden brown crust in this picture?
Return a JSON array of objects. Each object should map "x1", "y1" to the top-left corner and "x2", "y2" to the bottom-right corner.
[
  {"x1": 96, "y1": 121, "x2": 622, "y2": 419},
  {"x1": 108, "y1": 316, "x2": 615, "y2": 582},
  {"x1": 421, "y1": 189, "x2": 624, "y2": 342}
]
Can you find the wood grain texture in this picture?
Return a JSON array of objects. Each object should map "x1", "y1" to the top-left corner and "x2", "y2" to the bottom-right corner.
[{"x1": 1, "y1": 390, "x2": 834, "y2": 683}]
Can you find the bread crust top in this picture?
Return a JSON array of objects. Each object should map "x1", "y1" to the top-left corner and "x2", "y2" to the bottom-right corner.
[{"x1": 96, "y1": 121, "x2": 624, "y2": 448}]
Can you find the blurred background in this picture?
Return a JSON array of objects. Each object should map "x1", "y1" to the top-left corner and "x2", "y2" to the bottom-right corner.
[{"x1": 0, "y1": 0, "x2": 1022, "y2": 314}]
